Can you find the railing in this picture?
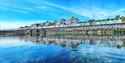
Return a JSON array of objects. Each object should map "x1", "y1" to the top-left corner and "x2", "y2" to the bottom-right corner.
[
  {"x1": 38, "y1": 23, "x2": 125, "y2": 29},
  {"x1": 1, "y1": 23, "x2": 124, "y2": 31}
]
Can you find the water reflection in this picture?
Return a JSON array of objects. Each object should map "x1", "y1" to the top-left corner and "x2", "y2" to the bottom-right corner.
[
  {"x1": 0, "y1": 35, "x2": 125, "y2": 63},
  {"x1": 24, "y1": 35, "x2": 125, "y2": 49}
]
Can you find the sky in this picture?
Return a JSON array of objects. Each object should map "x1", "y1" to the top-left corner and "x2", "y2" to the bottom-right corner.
[{"x1": 0, "y1": 0, "x2": 125, "y2": 29}]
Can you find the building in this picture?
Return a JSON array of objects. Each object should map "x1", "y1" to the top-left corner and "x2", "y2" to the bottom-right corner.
[{"x1": 67, "y1": 16, "x2": 79, "y2": 25}]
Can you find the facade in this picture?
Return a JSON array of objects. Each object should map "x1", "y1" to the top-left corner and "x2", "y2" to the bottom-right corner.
[
  {"x1": 67, "y1": 16, "x2": 79, "y2": 25},
  {"x1": 60, "y1": 18, "x2": 67, "y2": 25},
  {"x1": 2, "y1": 16, "x2": 125, "y2": 36},
  {"x1": 21, "y1": 15, "x2": 125, "y2": 29}
]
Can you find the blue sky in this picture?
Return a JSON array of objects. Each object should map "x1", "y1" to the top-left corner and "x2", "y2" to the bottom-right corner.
[{"x1": 0, "y1": 0, "x2": 125, "y2": 29}]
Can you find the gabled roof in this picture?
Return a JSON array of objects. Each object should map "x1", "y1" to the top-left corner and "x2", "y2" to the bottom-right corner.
[{"x1": 68, "y1": 16, "x2": 79, "y2": 22}]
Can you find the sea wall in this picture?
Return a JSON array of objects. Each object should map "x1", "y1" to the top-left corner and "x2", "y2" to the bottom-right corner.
[{"x1": 27, "y1": 23, "x2": 125, "y2": 36}]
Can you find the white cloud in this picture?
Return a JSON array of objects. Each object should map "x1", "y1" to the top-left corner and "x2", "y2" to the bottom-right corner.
[
  {"x1": 42, "y1": 1, "x2": 89, "y2": 17},
  {"x1": 42, "y1": 2, "x2": 107, "y2": 19},
  {"x1": 42, "y1": 1, "x2": 125, "y2": 19},
  {"x1": 0, "y1": 21, "x2": 34, "y2": 30},
  {"x1": 1, "y1": 2, "x2": 49, "y2": 14},
  {"x1": 0, "y1": 21, "x2": 28, "y2": 30},
  {"x1": 43, "y1": 2, "x2": 106, "y2": 18},
  {"x1": 36, "y1": 6, "x2": 48, "y2": 9},
  {"x1": 0, "y1": 20, "x2": 47, "y2": 30},
  {"x1": 103, "y1": 8, "x2": 125, "y2": 18},
  {"x1": 1, "y1": 3, "x2": 31, "y2": 14},
  {"x1": 1, "y1": 7, "x2": 29, "y2": 14}
]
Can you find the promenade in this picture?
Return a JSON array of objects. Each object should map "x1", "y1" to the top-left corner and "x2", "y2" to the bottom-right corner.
[{"x1": 0, "y1": 16, "x2": 125, "y2": 36}]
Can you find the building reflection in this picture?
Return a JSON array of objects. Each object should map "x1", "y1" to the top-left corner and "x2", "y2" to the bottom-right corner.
[{"x1": 21, "y1": 35, "x2": 125, "y2": 49}]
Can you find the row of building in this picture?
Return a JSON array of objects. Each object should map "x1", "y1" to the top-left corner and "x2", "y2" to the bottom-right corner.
[{"x1": 19, "y1": 15, "x2": 125, "y2": 29}]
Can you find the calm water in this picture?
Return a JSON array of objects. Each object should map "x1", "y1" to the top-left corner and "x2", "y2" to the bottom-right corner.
[{"x1": 0, "y1": 36, "x2": 125, "y2": 63}]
